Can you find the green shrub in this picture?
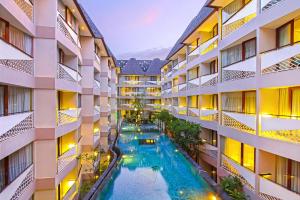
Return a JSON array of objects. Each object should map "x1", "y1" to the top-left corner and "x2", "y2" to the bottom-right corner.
[{"x1": 221, "y1": 176, "x2": 248, "y2": 200}]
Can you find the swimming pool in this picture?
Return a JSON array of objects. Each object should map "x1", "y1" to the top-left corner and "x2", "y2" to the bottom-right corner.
[{"x1": 97, "y1": 131, "x2": 218, "y2": 200}]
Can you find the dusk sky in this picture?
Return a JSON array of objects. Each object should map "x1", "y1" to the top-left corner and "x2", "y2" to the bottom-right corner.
[{"x1": 79, "y1": 0, "x2": 205, "y2": 59}]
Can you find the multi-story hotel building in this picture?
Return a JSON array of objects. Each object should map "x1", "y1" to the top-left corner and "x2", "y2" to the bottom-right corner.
[
  {"x1": 0, "y1": 0, "x2": 117, "y2": 199},
  {"x1": 161, "y1": 0, "x2": 300, "y2": 199},
  {"x1": 117, "y1": 58, "x2": 163, "y2": 121}
]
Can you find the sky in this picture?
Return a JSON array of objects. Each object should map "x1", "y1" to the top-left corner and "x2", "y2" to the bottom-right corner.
[{"x1": 79, "y1": 0, "x2": 205, "y2": 59}]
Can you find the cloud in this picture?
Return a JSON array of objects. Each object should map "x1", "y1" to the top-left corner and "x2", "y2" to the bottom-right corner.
[{"x1": 117, "y1": 47, "x2": 171, "y2": 60}]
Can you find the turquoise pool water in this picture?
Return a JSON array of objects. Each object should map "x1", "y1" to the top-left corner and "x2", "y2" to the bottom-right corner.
[{"x1": 97, "y1": 131, "x2": 217, "y2": 200}]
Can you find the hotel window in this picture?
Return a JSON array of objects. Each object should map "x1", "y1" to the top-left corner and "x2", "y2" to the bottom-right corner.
[
  {"x1": 277, "y1": 22, "x2": 292, "y2": 48},
  {"x1": 294, "y1": 18, "x2": 300, "y2": 43},
  {"x1": 188, "y1": 67, "x2": 199, "y2": 80},
  {"x1": 188, "y1": 96, "x2": 198, "y2": 108},
  {"x1": 58, "y1": 49, "x2": 64, "y2": 64},
  {"x1": 222, "y1": 0, "x2": 251, "y2": 23},
  {"x1": 212, "y1": 24, "x2": 218, "y2": 38},
  {"x1": 208, "y1": 130, "x2": 218, "y2": 147},
  {"x1": 66, "y1": 8, "x2": 77, "y2": 33},
  {"x1": 209, "y1": 60, "x2": 218, "y2": 74},
  {"x1": 0, "y1": 19, "x2": 7, "y2": 40},
  {"x1": 8, "y1": 86, "x2": 31, "y2": 115},
  {"x1": 222, "y1": 91, "x2": 256, "y2": 114},
  {"x1": 0, "y1": 144, "x2": 33, "y2": 192},
  {"x1": 221, "y1": 38, "x2": 256, "y2": 67}
]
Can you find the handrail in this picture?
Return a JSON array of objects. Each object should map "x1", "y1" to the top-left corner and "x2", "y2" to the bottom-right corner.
[{"x1": 83, "y1": 123, "x2": 121, "y2": 200}]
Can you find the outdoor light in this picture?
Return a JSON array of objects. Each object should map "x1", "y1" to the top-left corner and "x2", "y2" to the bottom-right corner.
[
  {"x1": 67, "y1": 180, "x2": 75, "y2": 187},
  {"x1": 68, "y1": 143, "x2": 75, "y2": 149}
]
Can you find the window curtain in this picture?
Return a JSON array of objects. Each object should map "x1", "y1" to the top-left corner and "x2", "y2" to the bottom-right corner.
[
  {"x1": 291, "y1": 160, "x2": 300, "y2": 193},
  {"x1": 188, "y1": 68, "x2": 198, "y2": 80},
  {"x1": 224, "y1": 138, "x2": 241, "y2": 164},
  {"x1": 244, "y1": 39, "x2": 256, "y2": 59},
  {"x1": 222, "y1": 92, "x2": 243, "y2": 112},
  {"x1": 0, "y1": 20, "x2": 5, "y2": 39},
  {"x1": 9, "y1": 26, "x2": 32, "y2": 56},
  {"x1": 294, "y1": 18, "x2": 300, "y2": 43},
  {"x1": 0, "y1": 87, "x2": 3, "y2": 116},
  {"x1": 8, "y1": 144, "x2": 33, "y2": 183},
  {"x1": 8, "y1": 87, "x2": 31, "y2": 114},
  {"x1": 222, "y1": 0, "x2": 244, "y2": 23},
  {"x1": 243, "y1": 144, "x2": 255, "y2": 171},
  {"x1": 278, "y1": 23, "x2": 291, "y2": 47},
  {"x1": 276, "y1": 156, "x2": 289, "y2": 189},
  {"x1": 57, "y1": 0, "x2": 65, "y2": 19},
  {"x1": 278, "y1": 88, "x2": 291, "y2": 116},
  {"x1": 292, "y1": 88, "x2": 300, "y2": 117},
  {"x1": 221, "y1": 45, "x2": 242, "y2": 67},
  {"x1": 245, "y1": 91, "x2": 256, "y2": 114}
]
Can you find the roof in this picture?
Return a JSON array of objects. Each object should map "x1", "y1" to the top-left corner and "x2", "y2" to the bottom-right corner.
[
  {"x1": 166, "y1": 7, "x2": 214, "y2": 60},
  {"x1": 117, "y1": 58, "x2": 166, "y2": 76}
]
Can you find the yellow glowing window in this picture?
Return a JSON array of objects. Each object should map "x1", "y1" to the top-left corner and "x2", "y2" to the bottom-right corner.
[
  {"x1": 243, "y1": 144, "x2": 255, "y2": 171},
  {"x1": 295, "y1": 18, "x2": 300, "y2": 43},
  {"x1": 224, "y1": 138, "x2": 241, "y2": 164}
]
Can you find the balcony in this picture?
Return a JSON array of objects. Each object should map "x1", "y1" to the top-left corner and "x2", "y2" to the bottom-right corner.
[
  {"x1": 147, "y1": 92, "x2": 161, "y2": 97},
  {"x1": 57, "y1": 12, "x2": 81, "y2": 48},
  {"x1": 13, "y1": 0, "x2": 33, "y2": 21},
  {"x1": 94, "y1": 53, "x2": 101, "y2": 67},
  {"x1": 94, "y1": 106, "x2": 100, "y2": 116},
  {"x1": 146, "y1": 80, "x2": 161, "y2": 86},
  {"x1": 94, "y1": 80, "x2": 101, "y2": 90},
  {"x1": 0, "y1": 112, "x2": 33, "y2": 143},
  {"x1": 173, "y1": 60, "x2": 187, "y2": 72},
  {"x1": 178, "y1": 107, "x2": 187, "y2": 115},
  {"x1": 261, "y1": 0, "x2": 283, "y2": 12},
  {"x1": 188, "y1": 77, "x2": 200, "y2": 89},
  {"x1": 57, "y1": 146, "x2": 77, "y2": 174},
  {"x1": 199, "y1": 143, "x2": 218, "y2": 159},
  {"x1": 221, "y1": 111, "x2": 256, "y2": 134},
  {"x1": 188, "y1": 36, "x2": 218, "y2": 61},
  {"x1": 94, "y1": 131, "x2": 100, "y2": 148},
  {"x1": 61, "y1": 179, "x2": 77, "y2": 200},
  {"x1": 200, "y1": 109, "x2": 218, "y2": 121},
  {"x1": 222, "y1": 56, "x2": 256, "y2": 82},
  {"x1": 0, "y1": 39, "x2": 34, "y2": 76},
  {"x1": 222, "y1": 0, "x2": 257, "y2": 38},
  {"x1": 166, "y1": 71, "x2": 172, "y2": 78},
  {"x1": 200, "y1": 73, "x2": 218, "y2": 87},
  {"x1": 0, "y1": 164, "x2": 34, "y2": 200},
  {"x1": 145, "y1": 104, "x2": 161, "y2": 111},
  {"x1": 188, "y1": 107, "x2": 200, "y2": 117},
  {"x1": 172, "y1": 86, "x2": 179, "y2": 94},
  {"x1": 121, "y1": 80, "x2": 144, "y2": 86},
  {"x1": 221, "y1": 155, "x2": 255, "y2": 191},
  {"x1": 259, "y1": 177, "x2": 300, "y2": 200},
  {"x1": 260, "y1": 115, "x2": 300, "y2": 143},
  {"x1": 178, "y1": 83, "x2": 187, "y2": 92},
  {"x1": 57, "y1": 63, "x2": 82, "y2": 84},
  {"x1": 57, "y1": 108, "x2": 81, "y2": 126},
  {"x1": 261, "y1": 44, "x2": 300, "y2": 75}
]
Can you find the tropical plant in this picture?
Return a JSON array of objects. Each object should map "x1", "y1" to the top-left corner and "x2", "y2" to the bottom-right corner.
[{"x1": 221, "y1": 176, "x2": 248, "y2": 200}]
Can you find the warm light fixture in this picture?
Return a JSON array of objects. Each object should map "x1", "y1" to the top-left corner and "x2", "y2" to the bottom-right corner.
[
  {"x1": 67, "y1": 180, "x2": 75, "y2": 187},
  {"x1": 68, "y1": 143, "x2": 75, "y2": 149}
]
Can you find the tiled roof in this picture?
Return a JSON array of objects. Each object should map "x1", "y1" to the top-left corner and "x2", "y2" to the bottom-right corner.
[
  {"x1": 166, "y1": 7, "x2": 214, "y2": 60},
  {"x1": 117, "y1": 58, "x2": 166, "y2": 75}
]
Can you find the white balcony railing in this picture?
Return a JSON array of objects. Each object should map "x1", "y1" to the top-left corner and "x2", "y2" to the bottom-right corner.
[
  {"x1": 178, "y1": 83, "x2": 187, "y2": 92},
  {"x1": 222, "y1": 155, "x2": 255, "y2": 191},
  {"x1": 0, "y1": 39, "x2": 34, "y2": 75},
  {"x1": 188, "y1": 77, "x2": 200, "y2": 89},
  {"x1": 57, "y1": 12, "x2": 81, "y2": 48},
  {"x1": 62, "y1": 180, "x2": 77, "y2": 200},
  {"x1": 261, "y1": 0, "x2": 283, "y2": 11},
  {"x1": 189, "y1": 36, "x2": 218, "y2": 59},
  {"x1": 14, "y1": 0, "x2": 33, "y2": 21},
  {"x1": 94, "y1": 80, "x2": 101, "y2": 89},
  {"x1": 259, "y1": 177, "x2": 300, "y2": 200},
  {"x1": 261, "y1": 44, "x2": 300, "y2": 75},
  {"x1": 57, "y1": 108, "x2": 81, "y2": 126},
  {"x1": 222, "y1": 0, "x2": 257, "y2": 38},
  {"x1": 222, "y1": 111, "x2": 256, "y2": 134},
  {"x1": 222, "y1": 57, "x2": 256, "y2": 82},
  {"x1": 172, "y1": 86, "x2": 179, "y2": 94},
  {"x1": 200, "y1": 109, "x2": 218, "y2": 121},
  {"x1": 146, "y1": 80, "x2": 161, "y2": 85},
  {"x1": 178, "y1": 107, "x2": 187, "y2": 115},
  {"x1": 0, "y1": 112, "x2": 33, "y2": 143},
  {"x1": 188, "y1": 108, "x2": 200, "y2": 117},
  {"x1": 57, "y1": 146, "x2": 77, "y2": 173},
  {"x1": 57, "y1": 63, "x2": 82, "y2": 83},
  {"x1": 260, "y1": 115, "x2": 300, "y2": 143},
  {"x1": 200, "y1": 73, "x2": 218, "y2": 87},
  {"x1": 95, "y1": 53, "x2": 101, "y2": 66}
]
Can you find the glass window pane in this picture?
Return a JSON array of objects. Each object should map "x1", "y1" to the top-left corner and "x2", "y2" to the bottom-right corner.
[
  {"x1": 224, "y1": 138, "x2": 241, "y2": 164},
  {"x1": 243, "y1": 144, "x2": 255, "y2": 171},
  {"x1": 0, "y1": 20, "x2": 6, "y2": 39},
  {"x1": 278, "y1": 23, "x2": 291, "y2": 47},
  {"x1": 294, "y1": 19, "x2": 300, "y2": 43},
  {"x1": 244, "y1": 39, "x2": 256, "y2": 59}
]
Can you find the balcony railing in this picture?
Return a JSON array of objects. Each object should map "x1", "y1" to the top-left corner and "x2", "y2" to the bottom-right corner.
[
  {"x1": 146, "y1": 80, "x2": 161, "y2": 85},
  {"x1": 57, "y1": 146, "x2": 77, "y2": 173},
  {"x1": 261, "y1": 0, "x2": 283, "y2": 12},
  {"x1": 178, "y1": 83, "x2": 187, "y2": 92},
  {"x1": 0, "y1": 39, "x2": 34, "y2": 75},
  {"x1": 62, "y1": 179, "x2": 77, "y2": 200},
  {"x1": 222, "y1": 56, "x2": 256, "y2": 82},
  {"x1": 188, "y1": 36, "x2": 219, "y2": 61},
  {"x1": 0, "y1": 112, "x2": 33, "y2": 143},
  {"x1": 199, "y1": 144, "x2": 218, "y2": 158},
  {"x1": 57, "y1": 13, "x2": 81, "y2": 48},
  {"x1": 260, "y1": 115, "x2": 300, "y2": 143},
  {"x1": 222, "y1": 0, "x2": 257, "y2": 38},
  {"x1": 261, "y1": 44, "x2": 300, "y2": 75},
  {"x1": 178, "y1": 107, "x2": 187, "y2": 115},
  {"x1": 57, "y1": 63, "x2": 82, "y2": 83},
  {"x1": 173, "y1": 60, "x2": 187, "y2": 72},
  {"x1": 188, "y1": 77, "x2": 200, "y2": 89},
  {"x1": 14, "y1": 0, "x2": 33, "y2": 21},
  {"x1": 172, "y1": 86, "x2": 179, "y2": 94},
  {"x1": 259, "y1": 176, "x2": 300, "y2": 200},
  {"x1": 0, "y1": 164, "x2": 34, "y2": 200},
  {"x1": 57, "y1": 108, "x2": 81, "y2": 126},
  {"x1": 221, "y1": 111, "x2": 256, "y2": 134},
  {"x1": 188, "y1": 107, "x2": 200, "y2": 117},
  {"x1": 200, "y1": 109, "x2": 218, "y2": 121},
  {"x1": 200, "y1": 73, "x2": 218, "y2": 87},
  {"x1": 221, "y1": 155, "x2": 255, "y2": 191},
  {"x1": 94, "y1": 80, "x2": 101, "y2": 89}
]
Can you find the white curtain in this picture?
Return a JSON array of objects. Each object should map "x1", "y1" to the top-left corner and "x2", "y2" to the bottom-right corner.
[
  {"x1": 0, "y1": 20, "x2": 5, "y2": 39},
  {"x1": 222, "y1": 92, "x2": 243, "y2": 112},
  {"x1": 8, "y1": 87, "x2": 31, "y2": 114},
  {"x1": 8, "y1": 144, "x2": 32, "y2": 182},
  {"x1": 278, "y1": 24, "x2": 291, "y2": 47},
  {"x1": 9, "y1": 26, "x2": 33, "y2": 56},
  {"x1": 276, "y1": 156, "x2": 289, "y2": 188},
  {"x1": 244, "y1": 39, "x2": 256, "y2": 59},
  {"x1": 0, "y1": 87, "x2": 4, "y2": 116},
  {"x1": 291, "y1": 160, "x2": 300, "y2": 193},
  {"x1": 221, "y1": 45, "x2": 242, "y2": 67}
]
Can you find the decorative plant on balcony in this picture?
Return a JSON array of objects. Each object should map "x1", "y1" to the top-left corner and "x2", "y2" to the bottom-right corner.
[{"x1": 221, "y1": 175, "x2": 248, "y2": 200}]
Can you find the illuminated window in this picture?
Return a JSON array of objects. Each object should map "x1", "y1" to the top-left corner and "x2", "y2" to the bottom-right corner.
[{"x1": 243, "y1": 144, "x2": 255, "y2": 171}]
